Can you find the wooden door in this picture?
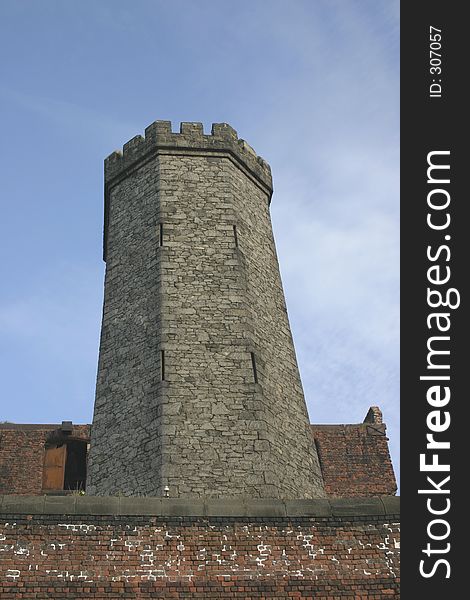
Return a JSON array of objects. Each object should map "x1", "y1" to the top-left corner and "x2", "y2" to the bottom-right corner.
[{"x1": 42, "y1": 445, "x2": 67, "y2": 490}]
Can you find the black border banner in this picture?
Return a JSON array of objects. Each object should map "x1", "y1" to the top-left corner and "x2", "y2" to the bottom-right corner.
[{"x1": 401, "y1": 3, "x2": 466, "y2": 596}]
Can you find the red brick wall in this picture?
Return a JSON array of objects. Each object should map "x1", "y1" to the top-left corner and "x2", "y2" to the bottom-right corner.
[
  {"x1": 311, "y1": 423, "x2": 397, "y2": 497},
  {"x1": 0, "y1": 425, "x2": 90, "y2": 495},
  {"x1": 0, "y1": 416, "x2": 397, "y2": 499},
  {"x1": 0, "y1": 512, "x2": 400, "y2": 599}
]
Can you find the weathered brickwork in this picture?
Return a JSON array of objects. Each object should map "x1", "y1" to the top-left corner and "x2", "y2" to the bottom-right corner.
[
  {"x1": 87, "y1": 121, "x2": 324, "y2": 498},
  {"x1": 0, "y1": 498, "x2": 400, "y2": 599},
  {"x1": 311, "y1": 409, "x2": 397, "y2": 498},
  {"x1": 0, "y1": 409, "x2": 396, "y2": 498},
  {"x1": 0, "y1": 425, "x2": 90, "y2": 495}
]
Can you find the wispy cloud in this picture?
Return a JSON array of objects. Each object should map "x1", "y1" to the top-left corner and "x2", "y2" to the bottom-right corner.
[
  {"x1": 0, "y1": 1, "x2": 399, "y2": 480},
  {"x1": 244, "y1": 1, "x2": 400, "y2": 477}
]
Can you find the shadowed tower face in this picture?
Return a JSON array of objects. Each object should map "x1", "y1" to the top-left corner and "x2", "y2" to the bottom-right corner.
[{"x1": 86, "y1": 121, "x2": 325, "y2": 498}]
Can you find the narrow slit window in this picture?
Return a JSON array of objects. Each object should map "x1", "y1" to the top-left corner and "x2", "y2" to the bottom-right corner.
[
  {"x1": 161, "y1": 350, "x2": 165, "y2": 381},
  {"x1": 159, "y1": 223, "x2": 164, "y2": 247},
  {"x1": 250, "y1": 352, "x2": 258, "y2": 384},
  {"x1": 233, "y1": 225, "x2": 239, "y2": 247}
]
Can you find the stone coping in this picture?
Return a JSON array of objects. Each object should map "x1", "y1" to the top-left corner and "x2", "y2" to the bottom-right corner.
[{"x1": 0, "y1": 495, "x2": 399, "y2": 518}]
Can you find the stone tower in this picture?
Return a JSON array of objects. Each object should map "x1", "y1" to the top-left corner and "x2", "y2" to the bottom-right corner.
[{"x1": 87, "y1": 121, "x2": 325, "y2": 499}]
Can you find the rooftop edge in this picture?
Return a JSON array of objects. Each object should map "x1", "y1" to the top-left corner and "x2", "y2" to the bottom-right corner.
[{"x1": 0, "y1": 495, "x2": 399, "y2": 518}]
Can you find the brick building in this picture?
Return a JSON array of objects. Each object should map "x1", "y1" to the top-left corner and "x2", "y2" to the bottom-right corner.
[{"x1": 0, "y1": 407, "x2": 395, "y2": 498}]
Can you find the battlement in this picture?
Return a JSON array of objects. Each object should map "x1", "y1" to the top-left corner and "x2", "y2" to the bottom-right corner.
[{"x1": 104, "y1": 120, "x2": 272, "y2": 195}]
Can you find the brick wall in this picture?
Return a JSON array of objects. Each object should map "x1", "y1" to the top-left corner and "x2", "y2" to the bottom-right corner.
[
  {"x1": 0, "y1": 496, "x2": 400, "y2": 599},
  {"x1": 0, "y1": 425, "x2": 90, "y2": 495},
  {"x1": 0, "y1": 414, "x2": 397, "y2": 498},
  {"x1": 311, "y1": 416, "x2": 397, "y2": 497}
]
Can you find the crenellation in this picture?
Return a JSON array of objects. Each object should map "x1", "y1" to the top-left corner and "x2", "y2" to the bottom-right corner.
[
  {"x1": 237, "y1": 138, "x2": 257, "y2": 158},
  {"x1": 210, "y1": 121, "x2": 238, "y2": 140},
  {"x1": 122, "y1": 134, "x2": 145, "y2": 157},
  {"x1": 144, "y1": 119, "x2": 172, "y2": 140},
  {"x1": 103, "y1": 150, "x2": 122, "y2": 172},
  {"x1": 179, "y1": 121, "x2": 204, "y2": 136},
  {"x1": 103, "y1": 120, "x2": 272, "y2": 197}
]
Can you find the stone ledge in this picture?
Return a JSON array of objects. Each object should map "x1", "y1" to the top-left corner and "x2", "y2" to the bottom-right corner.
[{"x1": 0, "y1": 495, "x2": 399, "y2": 518}]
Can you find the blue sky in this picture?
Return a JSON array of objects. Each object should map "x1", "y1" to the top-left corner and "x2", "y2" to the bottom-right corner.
[{"x1": 0, "y1": 1, "x2": 399, "y2": 482}]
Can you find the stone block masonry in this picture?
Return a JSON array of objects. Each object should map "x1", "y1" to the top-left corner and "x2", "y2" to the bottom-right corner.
[
  {"x1": 0, "y1": 496, "x2": 400, "y2": 599},
  {"x1": 87, "y1": 121, "x2": 325, "y2": 498}
]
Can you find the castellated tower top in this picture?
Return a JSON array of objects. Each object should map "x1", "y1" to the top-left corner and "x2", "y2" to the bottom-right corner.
[
  {"x1": 88, "y1": 119, "x2": 325, "y2": 499},
  {"x1": 103, "y1": 122, "x2": 273, "y2": 261},
  {"x1": 105, "y1": 121, "x2": 272, "y2": 189},
  {"x1": 105, "y1": 121, "x2": 271, "y2": 186}
]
